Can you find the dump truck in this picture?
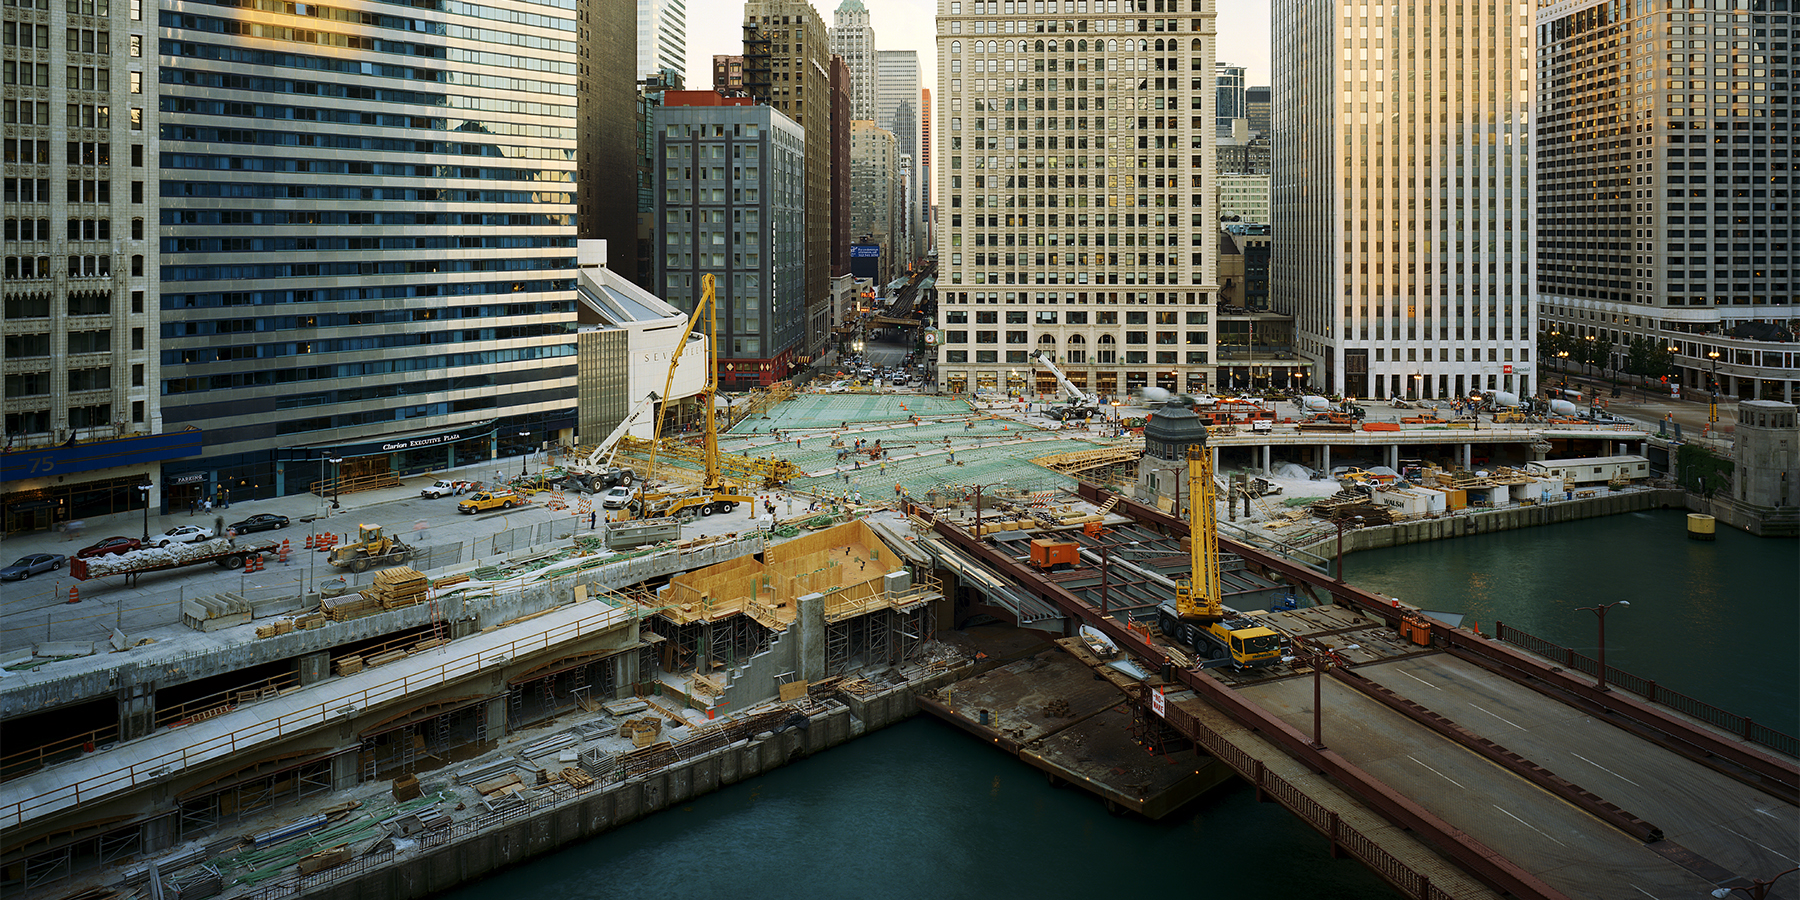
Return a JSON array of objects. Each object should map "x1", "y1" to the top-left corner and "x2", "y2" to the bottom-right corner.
[
  {"x1": 327, "y1": 524, "x2": 415, "y2": 573},
  {"x1": 69, "y1": 538, "x2": 280, "y2": 584},
  {"x1": 456, "y1": 490, "x2": 522, "y2": 514}
]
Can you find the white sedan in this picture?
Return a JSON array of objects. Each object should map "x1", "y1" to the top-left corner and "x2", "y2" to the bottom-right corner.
[{"x1": 153, "y1": 524, "x2": 215, "y2": 546}]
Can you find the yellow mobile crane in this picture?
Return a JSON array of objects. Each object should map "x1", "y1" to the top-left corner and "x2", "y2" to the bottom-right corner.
[
  {"x1": 1156, "y1": 440, "x2": 1284, "y2": 668},
  {"x1": 631, "y1": 273, "x2": 756, "y2": 521}
]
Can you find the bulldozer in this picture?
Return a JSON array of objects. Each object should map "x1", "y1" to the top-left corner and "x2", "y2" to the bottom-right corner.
[{"x1": 328, "y1": 524, "x2": 415, "y2": 573}]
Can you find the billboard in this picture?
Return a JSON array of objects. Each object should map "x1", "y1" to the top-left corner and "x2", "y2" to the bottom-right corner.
[{"x1": 850, "y1": 244, "x2": 881, "y2": 280}]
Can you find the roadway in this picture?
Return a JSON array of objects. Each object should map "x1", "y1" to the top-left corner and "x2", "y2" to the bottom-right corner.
[{"x1": 1239, "y1": 649, "x2": 1799, "y2": 900}]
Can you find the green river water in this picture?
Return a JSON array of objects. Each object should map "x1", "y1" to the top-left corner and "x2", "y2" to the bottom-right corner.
[{"x1": 443, "y1": 510, "x2": 1796, "y2": 900}]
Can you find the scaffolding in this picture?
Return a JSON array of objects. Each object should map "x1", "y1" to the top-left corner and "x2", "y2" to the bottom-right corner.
[
  {"x1": 176, "y1": 756, "x2": 336, "y2": 840},
  {"x1": 358, "y1": 701, "x2": 489, "y2": 782},
  {"x1": 823, "y1": 596, "x2": 938, "y2": 678}
]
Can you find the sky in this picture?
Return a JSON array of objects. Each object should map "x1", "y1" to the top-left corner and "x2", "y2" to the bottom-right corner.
[{"x1": 682, "y1": 0, "x2": 1272, "y2": 100}]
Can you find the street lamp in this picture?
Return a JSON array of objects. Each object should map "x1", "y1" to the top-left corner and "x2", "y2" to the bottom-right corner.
[
  {"x1": 519, "y1": 429, "x2": 531, "y2": 477},
  {"x1": 1333, "y1": 515, "x2": 1364, "y2": 582},
  {"x1": 1711, "y1": 867, "x2": 1799, "y2": 899},
  {"x1": 137, "y1": 479, "x2": 153, "y2": 542},
  {"x1": 1575, "y1": 599, "x2": 1629, "y2": 692},
  {"x1": 1668, "y1": 345, "x2": 1681, "y2": 394},
  {"x1": 327, "y1": 457, "x2": 343, "y2": 509},
  {"x1": 1291, "y1": 637, "x2": 1337, "y2": 750},
  {"x1": 1584, "y1": 334, "x2": 1596, "y2": 377},
  {"x1": 1412, "y1": 373, "x2": 1423, "y2": 402},
  {"x1": 1707, "y1": 350, "x2": 1722, "y2": 423}
]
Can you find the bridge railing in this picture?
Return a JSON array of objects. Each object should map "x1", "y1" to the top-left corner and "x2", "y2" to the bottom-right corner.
[
  {"x1": 1495, "y1": 622, "x2": 1798, "y2": 758},
  {"x1": 1163, "y1": 700, "x2": 1460, "y2": 900}
]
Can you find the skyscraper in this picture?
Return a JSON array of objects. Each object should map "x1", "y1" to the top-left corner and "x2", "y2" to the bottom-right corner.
[
  {"x1": 920, "y1": 87, "x2": 933, "y2": 250},
  {"x1": 744, "y1": 0, "x2": 834, "y2": 357},
  {"x1": 1215, "y1": 63, "x2": 1245, "y2": 139},
  {"x1": 1, "y1": 0, "x2": 165, "y2": 518},
  {"x1": 1270, "y1": 0, "x2": 1533, "y2": 401},
  {"x1": 830, "y1": 0, "x2": 877, "y2": 122},
  {"x1": 1535, "y1": 0, "x2": 1795, "y2": 403},
  {"x1": 656, "y1": 93, "x2": 808, "y2": 388},
  {"x1": 155, "y1": 0, "x2": 588, "y2": 497},
  {"x1": 1245, "y1": 85, "x2": 1270, "y2": 138},
  {"x1": 638, "y1": 0, "x2": 688, "y2": 80},
  {"x1": 850, "y1": 120, "x2": 900, "y2": 285},
  {"x1": 877, "y1": 49, "x2": 920, "y2": 263},
  {"x1": 936, "y1": 0, "x2": 1219, "y2": 399}
]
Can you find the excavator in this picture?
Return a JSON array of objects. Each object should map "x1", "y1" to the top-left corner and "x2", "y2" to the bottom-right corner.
[
  {"x1": 1156, "y1": 436, "x2": 1284, "y2": 668},
  {"x1": 629, "y1": 273, "x2": 756, "y2": 521}
]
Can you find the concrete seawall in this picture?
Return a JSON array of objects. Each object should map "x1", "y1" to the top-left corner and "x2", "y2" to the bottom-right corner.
[
  {"x1": 299, "y1": 669, "x2": 962, "y2": 900},
  {"x1": 1303, "y1": 488, "x2": 1689, "y2": 558}
]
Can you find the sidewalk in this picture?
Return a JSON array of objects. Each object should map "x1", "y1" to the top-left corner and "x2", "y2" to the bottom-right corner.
[{"x1": 0, "y1": 461, "x2": 505, "y2": 556}]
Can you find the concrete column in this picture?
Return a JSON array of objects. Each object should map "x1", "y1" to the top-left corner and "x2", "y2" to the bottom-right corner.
[
  {"x1": 1387, "y1": 445, "x2": 1400, "y2": 469},
  {"x1": 118, "y1": 684, "x2": 157, "y2": 740},
  {"x1": 796, "y1": 592, "x2": 825, "y2": 682},
  {"x1": 485, "y1": 695, "x2": 510, "y2": 739},
  {"x1": 613, "y1": 646, "x2": 640, "y2": 698},
  {"x1": 295, "y1": 650, "x2": 330, "y2": 686},
  {"x1": 142, "y1": 810, "x2": 177, "y2": 854},
  {"x1": 331, "y1": 749, "x2": 361, "y2": 790},
  {"x1": 1462, "y1": 443, "x2": 1473, "y2": 469},
  {"x1": 1321, "y1": 445, "x2": 1331, "y2": 475},
  {"x1": 1210, "y1": 446, "x2": 1219, "y2": 476},
  {"x1": 1261, "y1": 445, "x2": 1271, "y2": 474}
]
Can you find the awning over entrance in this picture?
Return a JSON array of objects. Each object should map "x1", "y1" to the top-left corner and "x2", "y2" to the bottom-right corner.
[{"x1": 293, "y1": 420, "x2": 498, "y2": 460}]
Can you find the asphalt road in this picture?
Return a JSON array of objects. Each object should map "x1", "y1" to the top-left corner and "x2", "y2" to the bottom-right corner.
[{"x1": 1238, "y1": 653, "x2": 1799, "y2": 900}]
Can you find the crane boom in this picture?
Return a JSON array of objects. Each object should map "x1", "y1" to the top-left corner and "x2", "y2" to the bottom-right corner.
[
  {"x1": 584, "y1": 392, "x2": 660, "y2": 468},
  {"x1": 1032, "y1": 351, "x2": 1096, "y2": 409},
  {"x1": 1177, "y1": 441, "x2": 1222, "y2": 622},
  {"x1": 646, "y1": 273, "x2": 720, "y2": 487}
]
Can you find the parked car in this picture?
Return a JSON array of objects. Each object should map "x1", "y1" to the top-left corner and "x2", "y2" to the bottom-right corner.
[
  {"x1": 601, "y1": 487, "x2": 634, "y2": 509},
  {"x1": 153, "y1": 525, "x2": 215, "y2": 547},
  {"x1": 1, "y1": 553, "x2": 67, "y2": 580},
  {"x1": 229, "y1": 513, "x2": 290, "y2": 534},
  {"x1": 76, "y1": 536, "x2": 142, "y2": 559}
]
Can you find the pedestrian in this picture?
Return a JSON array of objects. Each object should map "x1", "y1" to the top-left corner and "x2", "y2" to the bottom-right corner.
[
  {"x1": 203, "y1": 497, "x2": 213, "y2": 515},
  {"x1": 948, "y1": 451, "x2": 955, "y2": 464},
  {"x1": 589, "y1": 510, "x2": 597, "y2": 530},
  {"x1": 189, "y1": 498, "x2": 197, "y2": 517}
]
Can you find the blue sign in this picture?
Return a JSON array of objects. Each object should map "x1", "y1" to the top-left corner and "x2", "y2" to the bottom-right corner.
[
  {"x1": 851, "y1": 245, "x2": 881, "y2": 258},
  {"x1": 3, "y1": 429, "x2": 204, "y2": 482}
]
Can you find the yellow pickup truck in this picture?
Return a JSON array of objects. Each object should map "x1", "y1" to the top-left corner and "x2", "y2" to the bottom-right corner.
[{"x1": 456, "y1": 490, "x2": 522, "y2": 514}]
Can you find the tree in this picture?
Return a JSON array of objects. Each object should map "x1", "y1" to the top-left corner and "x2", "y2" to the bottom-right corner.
[
  {"x1": 1592, "y1": 334, "x2": 1615, "y2": 377},
  {"x1": 1625, "y1": 336, "x2": 1651, "y2": 378}
]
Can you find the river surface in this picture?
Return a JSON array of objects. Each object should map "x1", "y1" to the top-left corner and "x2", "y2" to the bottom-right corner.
[{"x1": 443, "y1": 511, "x2": 1796, "y2": 900}]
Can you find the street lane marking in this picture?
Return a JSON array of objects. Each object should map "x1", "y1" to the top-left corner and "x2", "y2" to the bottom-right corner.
[
  {"x1": 1399, "y1": 670, "x2": 1437, "y2": 690},
  {"x1": 1494, "y1": 805, "x2": 1568, "y2": 847},
  {"x1": 1407, "y1": 755, "x2": 1466, "y2": 790},
  {"x1": 1721, "y1": 826, "x2": 1796, "y2": 862},
  {"x1": 1631, "y1": 885, "x2": 1665, "y2": 899},
  {"x1": 1470, "y1": 703, "x2": 1525, "y2": 731},
  {"x1": 1571, "y1": 752, "x2": 1642, "y2": 787}
]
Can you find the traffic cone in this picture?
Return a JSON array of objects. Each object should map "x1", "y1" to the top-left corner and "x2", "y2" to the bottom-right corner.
[
  {"x1": 304, "y1": 533, "x2": 314, "y2": 550},
  {"x1": 243, "y1": 556, "x2": 255, "y2": 574},
  {"x1": 67, "y1": 586, "x2": 80, "y2": 604},
  {"x1": 280, "y1": 539, "x2": 290, "y2": 556}
]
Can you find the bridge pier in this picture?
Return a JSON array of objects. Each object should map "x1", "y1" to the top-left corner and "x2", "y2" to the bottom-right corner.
[{"x1": 1261, "y1": 446, "x2": 1272, "y2": 475}]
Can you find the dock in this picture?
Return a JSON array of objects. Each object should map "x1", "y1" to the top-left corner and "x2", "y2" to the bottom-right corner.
[{"x1": 918, "y1": 640, "x2": 1232, "y2": 818}]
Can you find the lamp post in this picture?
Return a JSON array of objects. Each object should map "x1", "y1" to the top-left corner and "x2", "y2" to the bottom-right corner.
[
  {"x1": 1333, "y1": 515, "x2": 1363, "y2": 582},
  {"x1": 519, "y1": 429, "x2": 531, "y2": 477},
  {"x1": 1575, "y1": 599, "x2": 1629, "y2": 691},
  {"x1": 1412, "y1": 373, "x2": 1423, "y2": 402},
  {"x1": 327, "y1": 457, "x2": 343, "y2": 509},
  {"x1": 1668, "y1": 344, "x2": 1681, "y2": 396},
  {"x1": 1707, "y1": 349, "x2": 1721, "y2": 423},
  {"x1": 1711, "y1": 867, "x2": 1799, "y2": 899},
  {"x1": 1584, "y1": 334, "x2": 1596, "y2": 378},
  {"x1": 137, "y1": 480, "x2": 153, "y2": 542},
  {"x1": 1292, "y1": 637, "x2": 1335, "y2": 750}
]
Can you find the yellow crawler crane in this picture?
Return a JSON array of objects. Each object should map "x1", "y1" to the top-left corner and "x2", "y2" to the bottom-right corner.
[
  {"x1": 1155, "y1": 439, "x2": 1283, "y2": 668},
  {"x1": 632, "y1": 273, "x2": 756, "y2": 521}
]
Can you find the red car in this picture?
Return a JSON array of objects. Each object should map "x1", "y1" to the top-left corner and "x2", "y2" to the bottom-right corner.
[{"x1": 77, "y1": 536, "x2": 142, "y2": 559}]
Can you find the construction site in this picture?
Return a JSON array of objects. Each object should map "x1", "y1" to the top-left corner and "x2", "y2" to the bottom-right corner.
[{"x1": 1, "y1": 332, "x2": 1714, "y2": 900}]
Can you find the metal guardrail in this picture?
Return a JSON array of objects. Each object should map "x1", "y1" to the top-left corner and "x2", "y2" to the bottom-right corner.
[
  {"x1": 0, "y1": 603, "x2": 637, "y2": 831},
  {"x1": 1496, "y1": 623, "x2": 1798, "y2": 758}
]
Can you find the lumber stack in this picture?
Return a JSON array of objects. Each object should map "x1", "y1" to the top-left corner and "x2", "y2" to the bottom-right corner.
[
  {"x1": 367, "y1": 567, "x2": 428, "y2": 610},
  {"x1": 619, "y1": 717, "x2": 663, "y2": 747},
  {"x1": 334, "y1": 655, "x2": 364, "y2": 676},
  {"x1": 254, "y1": 619, "x2": 296, "y2": 639},
  {"x1": 322, "y1": 593, "x2": 379, "y2": 622},
  {"x1": 558, "y1": 767, "x2": 595, "y2": 789}
]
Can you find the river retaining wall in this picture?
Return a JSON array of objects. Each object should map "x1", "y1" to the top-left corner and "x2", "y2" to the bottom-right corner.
[
  {"x1": 297, "y1": 667, "x2": 964, "y2": 900},
  {"x1": 1304, "y1": 488, "x2": 1689, "y2": 558}
]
